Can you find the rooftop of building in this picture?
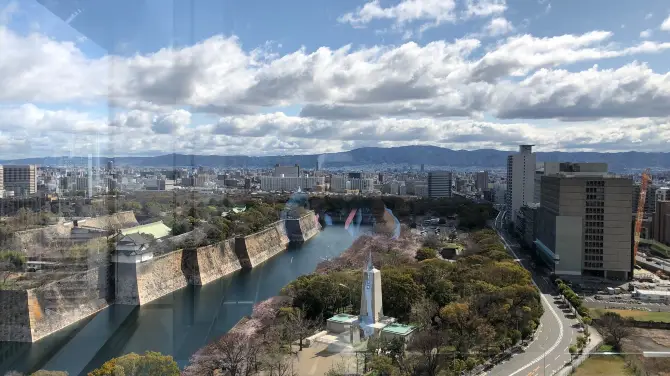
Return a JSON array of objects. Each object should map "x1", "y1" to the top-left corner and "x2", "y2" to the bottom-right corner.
[
  {"x1": 120, "y1": 221, "x2": 171, "y2": 239},
  {"x1": 327, "y1": 313, "x2": 358, "y2": 324},
  {"x1": 381, "y1": 323, "x2": 416, "y2": 336},
  {"x1": 552, "y1": 172, "x2": 627, "y2": 179},
  {"x1": 635, "y1": 289, "x2": 670, "y2": 296}
]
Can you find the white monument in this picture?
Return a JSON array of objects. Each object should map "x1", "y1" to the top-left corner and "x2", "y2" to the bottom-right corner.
[{"x1": 359, "y1": 252, "x2": 385, "y2": 337}]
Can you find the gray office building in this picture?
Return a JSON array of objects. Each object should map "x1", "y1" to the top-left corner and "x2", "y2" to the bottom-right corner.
[
  {"x1": 535, "y1": 173, "x2": 633, "y2": 280},
  {"x1": 476, "y1": 171, "x2": 488, "y2": 191},
  {"x1": 428, "y1": 171, "x2": 452, "y2": 199},
  {"x1": 273, "y1": 164, "x2": 300, "y2": 178},
  {"x1": 2, "y1": 165, "x2": 37, "y2": 196}
]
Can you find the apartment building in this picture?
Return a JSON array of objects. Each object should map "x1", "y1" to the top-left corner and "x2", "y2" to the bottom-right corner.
[
  {"x1": 260, "y1": 176, "x2": 324, "y2": 192},
  {"x1": 506, "y1": 145, "x2": 536, "y2": 223},
  {"x1": 428, "y1": 171, "x2": 452, "y2": 198},
  {"x1": 535, "y1": 173, "x2": 633, "y2": 279},
  {"x1": 2, "y1": 165, "x2": 37, "y2": 196},
  {"x1": 273, "y1": 164, "x2": 300, "y2": 178}
]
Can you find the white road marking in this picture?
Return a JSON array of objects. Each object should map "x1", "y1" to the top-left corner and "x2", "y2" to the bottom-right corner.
[
  {"x1": 498, "y1": 231, "x2": 565, "y2": 376},
  {"x1": 546, "y1": 364, "x2": 551, "y2": 369},
  {"x1": 554, "y1": 355, "x2": 561, "y2": 361}
]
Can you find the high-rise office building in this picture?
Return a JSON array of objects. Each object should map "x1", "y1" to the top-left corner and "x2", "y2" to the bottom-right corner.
[
  {"x1": 2, "y1": 165, "x2": 37, "y2": 196},
  {"x1": 428, "y1": 171, "x2": 452, "y2": 198},
  {"x1": 536, "y1": 162, "x2": 609, "y2": 205},
  {"x1": 475, "y1": 171, "x2": 488, "y2": 191},
  {"x1": 656, "y1": 187, "x2": 670, "y2": 202},
  {"x1": 535, "y1": 173, "x2": 633, "y2": 279},
  {"x1": 633, "y1": 184, "x2": 657, "y2": 215},
  {"x1": 654, "y1": 201, "x2": 670, "y2": 246},
  {"x1": 506, "y1": 145, "x2": 536, "y2": 223},
  {"x1": 273, "y1": 164, "x2": 300, "y2": 178}
]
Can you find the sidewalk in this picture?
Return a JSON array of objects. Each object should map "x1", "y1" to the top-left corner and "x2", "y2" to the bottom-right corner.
[{"x1": 555, "y1": 327, "x2": 604, "y2": 376}]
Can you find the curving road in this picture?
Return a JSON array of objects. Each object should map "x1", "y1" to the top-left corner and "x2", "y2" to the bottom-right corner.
[{"x1": 480, "y1": 214, "x2": 581, "y2": 376}]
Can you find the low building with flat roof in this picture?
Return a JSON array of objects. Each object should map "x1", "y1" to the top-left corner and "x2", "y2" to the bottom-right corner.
[
  {"x1": 121, "y1": 221, "x2": 171, "y2": 239},
  {"x1": 326, "y1": 313, "x2": 359, "y2": 333},
  {"x1": 380, "y1": 323, "x2": 417, "y2": 342},
  {"x1": 633, "y1": 289, "x2": 670, "y2": 302}
]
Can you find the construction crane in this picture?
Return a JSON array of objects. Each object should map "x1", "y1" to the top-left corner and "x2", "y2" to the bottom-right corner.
[{"x1": 633, "y1": 168, "x2": 652, "y2": 266}]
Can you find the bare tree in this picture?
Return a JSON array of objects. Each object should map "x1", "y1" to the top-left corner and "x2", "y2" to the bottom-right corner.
[
  {"x1": 280, "y1": 307, "x2": 319, "y2": 351},
  {"x1": 403, "y1": 328, "x2": 451, "y2": 376},
  {"x1": 409, "y1": 297, "x2": 440, "y2": 330},
  {"x1": 185, "y1": 332, "x2": 261, "y2": 376},
  {"x1": 598, "y1": 312, "x2": 633, "y2": 350},
  {"x1": 261, "y1": 343, "x2": 296, "y2": 376}
]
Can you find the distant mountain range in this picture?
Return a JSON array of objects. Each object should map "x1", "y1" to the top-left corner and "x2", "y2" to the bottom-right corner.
[{"x1": 2, "y1": 146, "x2": 669, "y2": 171}]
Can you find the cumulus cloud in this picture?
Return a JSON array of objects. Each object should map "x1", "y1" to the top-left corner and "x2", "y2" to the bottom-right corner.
[
  {"x1": 484, "y1": 17, "x2": 514, "y2": 36},
  {"x1": 662, "y1": 15, "x2": 670, "y2": 31},
  {"x1": 493, "y1": 62, "x2": 670, "y2": 119},
  {"x1": 640, "y1": 29, "x2": 652, "y2": 39},
  {"x1": 5, "y1": 21, "x2": 670, "y2": 124},
  {"x1": 463, "y1": 0, "x2": 507, "y2": 19},
  {"x1": 338, "y1": 0, "x2": 457, "y2": 27},
  {"x1": 5, "y1": 2, "x2": 670, "y2": 157}
]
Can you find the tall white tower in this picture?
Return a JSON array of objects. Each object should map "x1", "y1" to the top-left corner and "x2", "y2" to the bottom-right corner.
[
  {"x1": 359, "y1": 252, "x2": 383, "y2": 330},
  {"x1": 87, "y1": 154, "x2": 93, "y2": 199},
  {"x1": 505, "y1": 145, "x2": 536, "y2": 223}
]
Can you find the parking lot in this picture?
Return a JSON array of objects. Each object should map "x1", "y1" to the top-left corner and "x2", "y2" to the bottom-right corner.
[
  {"x1": 582, "y1": 296, "x2": 670, "y2": 311},
  {"x1": 552, "y1": 274, "x2": 670, "y2": 311}
]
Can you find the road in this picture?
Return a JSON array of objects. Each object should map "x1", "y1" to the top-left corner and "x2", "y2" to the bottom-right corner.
[{"x1": 482, "y1": 213, "x2": 580, "y2": 376}]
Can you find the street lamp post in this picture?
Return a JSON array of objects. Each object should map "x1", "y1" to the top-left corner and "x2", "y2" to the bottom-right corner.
[{"x1": 338, "y1": 283, "x2": 353, "y2": 313}]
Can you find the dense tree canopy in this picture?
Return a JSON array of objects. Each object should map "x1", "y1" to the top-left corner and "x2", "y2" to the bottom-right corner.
[
  {"x1": 87, "y1": 351, "x2": 179, "y2": 376},
  {"x1": 282, "y1": 228, "x2": 542, "y2": 374}
]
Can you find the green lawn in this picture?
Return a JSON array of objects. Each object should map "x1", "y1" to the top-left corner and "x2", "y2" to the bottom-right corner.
[
  {"x1": 590, "y1": 308, "x2": 670, "y2": 323},
  {"x1": 573, "y1": 355, "x2": 633, "y2": 376}
]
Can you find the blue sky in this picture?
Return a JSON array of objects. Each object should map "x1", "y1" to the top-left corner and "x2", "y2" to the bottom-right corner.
[{"x1": 2, "y1": 0, "x2": 670, "y2": 158}]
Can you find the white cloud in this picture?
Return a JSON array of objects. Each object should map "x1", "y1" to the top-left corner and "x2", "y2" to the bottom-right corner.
[
  {"x1": 338, "y1": 0, "x2": 457, "y2": 27},
  {"x1": 662, "y1": 15, "x2": 670, "y2": 31},
  {"x1": 484, "y1": 17, "x2": 514, "y2": 36},
  {"x1": 4, "y1": 6, "x2": 670, "y2": 157},
  {"x1": 640, "y1": 29, "x2": 652, "y2": 38},
  {"x1": 645, "y1": 13, "x2": 653, "y2": 20},
  {"x1": 493, "y1": 62, "x2": 670, "y2": 119},
  {"x1": 463, "y1": 0, "x2": 507, "y2": 19},
  {"x1": 0, "y1": 26, "x2": 107, "y2": 102}
]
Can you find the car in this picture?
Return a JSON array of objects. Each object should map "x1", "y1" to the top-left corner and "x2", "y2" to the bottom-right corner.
[{"x1": 577, "y1": 327, "x2": 584, "y2": 333}]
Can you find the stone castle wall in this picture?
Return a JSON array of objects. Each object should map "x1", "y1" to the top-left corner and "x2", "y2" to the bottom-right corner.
[
  {"x1": 192, "y1": 239, "x2": 241, "y2": 285},
  {"x1": 0, "y1": 265, "x2": 112, "y2": 343},
  {"x1": 291, "y1": 212, "x2": 321, "y2": 242},
  {"x1": 0, "y1": 290, "x2": 31, "y2": 342},
  {"x1": 116, "y1": 239, "x2": 243, "y2": 306},
  {"x1": 134, "y1": 250, "x2": 189, "y2": 306},
  {"x1": 235, "y1": 220, "x2": 290, "y2": 269},
  {"x1": 2, "y1": 214, "x2": 321, "y2": 341}
]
